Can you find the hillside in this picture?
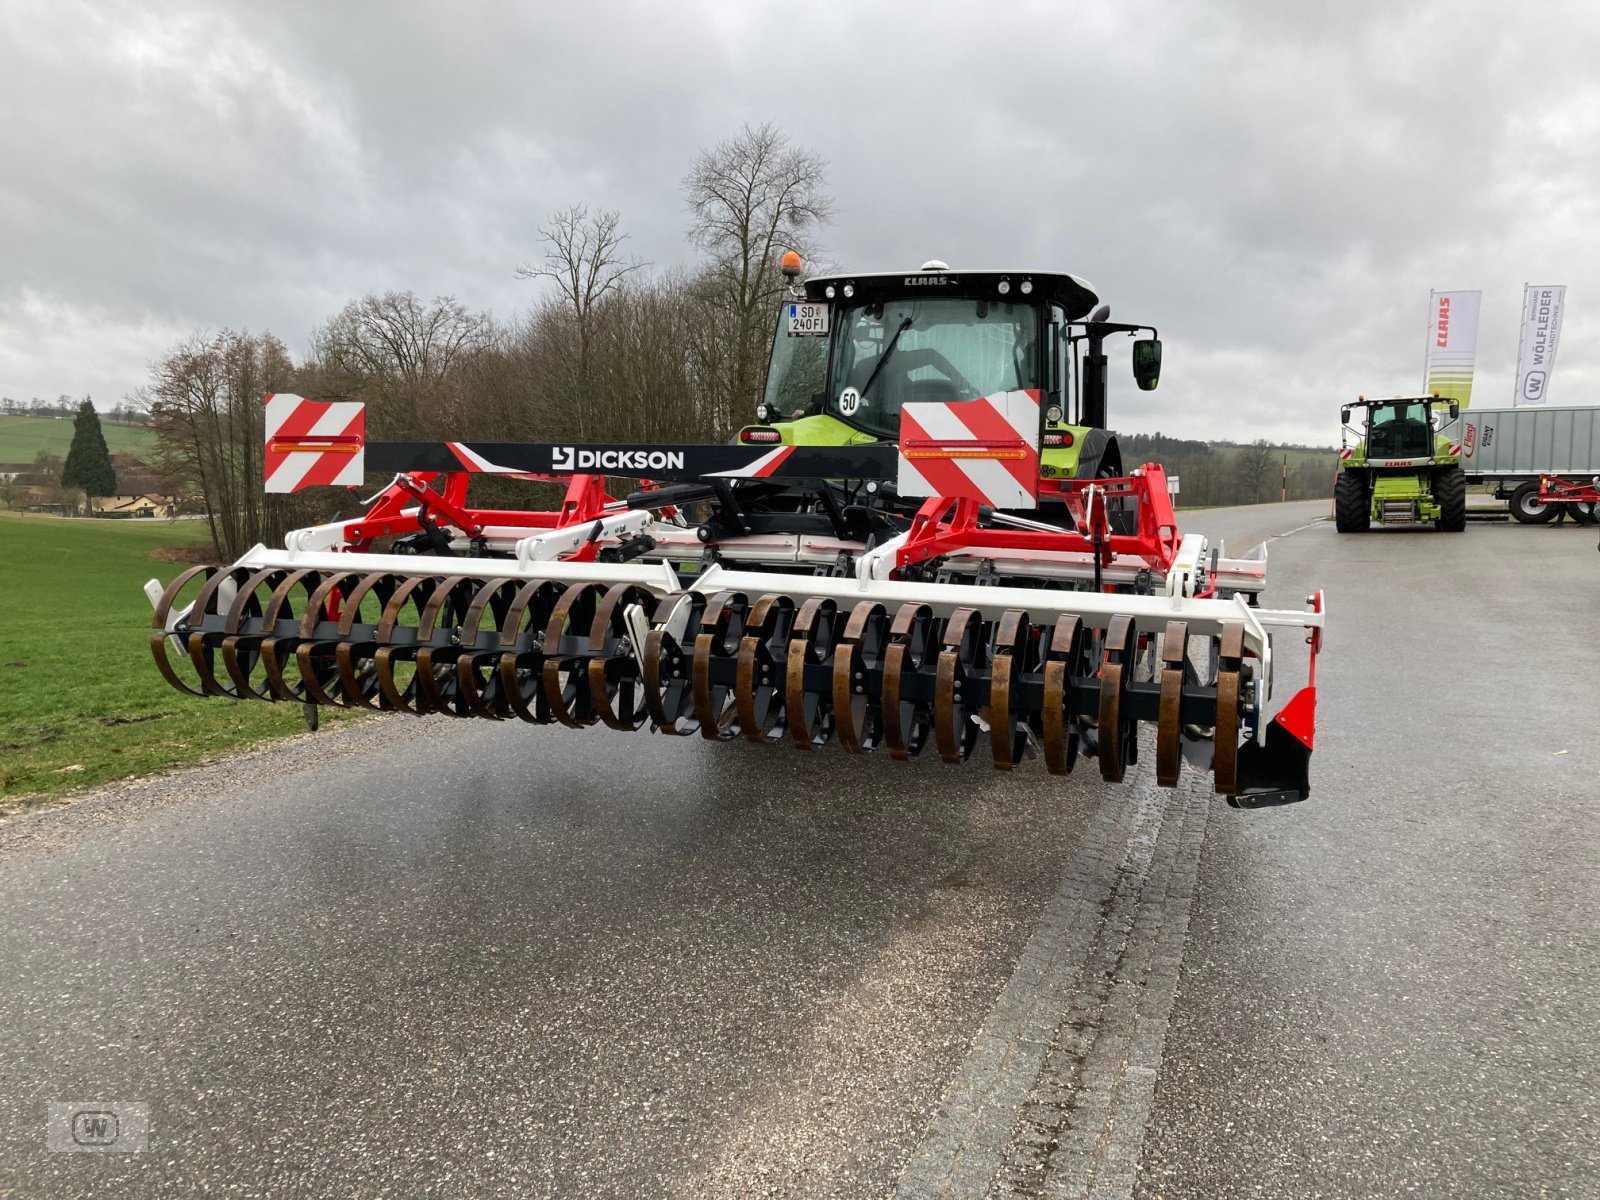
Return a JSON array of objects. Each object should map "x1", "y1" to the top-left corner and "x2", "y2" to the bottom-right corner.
[{"x1": 0, "y1": 413, "x2": 157, "y2": 464}]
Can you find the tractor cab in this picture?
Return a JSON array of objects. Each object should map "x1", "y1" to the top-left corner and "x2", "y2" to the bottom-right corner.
[{"x1": 750, "y1": 259, "x2": 1162, "y2": 481}]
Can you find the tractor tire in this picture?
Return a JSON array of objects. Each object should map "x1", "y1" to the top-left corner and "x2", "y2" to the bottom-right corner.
[
  {"x1": 1433, "y1": 466, "x2": 1466, "y2": 532},
  {"x1": 1509, "y1": 481, "x2": 1559, "y2": 525},
  {"x1": 1334, "y1": 471, "x2": 1370, "y2": 532}
]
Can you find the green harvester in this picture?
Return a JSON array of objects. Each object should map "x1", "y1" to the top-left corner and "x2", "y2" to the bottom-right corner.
[{"x1": 1334, "y1": 395, "x2": 1466, "y2": 532}]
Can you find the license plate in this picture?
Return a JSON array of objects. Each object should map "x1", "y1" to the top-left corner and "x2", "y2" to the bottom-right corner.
[{"x1": 787, "y1": 303, "x2": 829, "y2": 336}]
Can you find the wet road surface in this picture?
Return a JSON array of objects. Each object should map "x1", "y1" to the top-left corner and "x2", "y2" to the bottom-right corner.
[{"x1": 2, "y1": 500, "x2": 1596, "y2": 1198}]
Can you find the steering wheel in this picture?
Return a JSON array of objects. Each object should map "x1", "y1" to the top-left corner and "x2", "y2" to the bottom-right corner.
[{"x1": 884, "y1": 347, "x2": 977, "y2": 398}]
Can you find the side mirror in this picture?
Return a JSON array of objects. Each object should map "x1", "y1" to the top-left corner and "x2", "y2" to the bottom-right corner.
[
  {"x1": 1448, "y1": 402, "x2": 1460, "y2": 420},
  {"x1": 1341, "y1": 407, "x2": 1352, "y2": 425},
  {"x1": 1131, "y1": 338, "x2": 1162, "y2": 391}
]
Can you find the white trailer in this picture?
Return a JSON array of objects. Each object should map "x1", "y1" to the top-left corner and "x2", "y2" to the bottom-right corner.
[{"x1": 1442, "y1": 405, "x2": 1600, "y2": 522}]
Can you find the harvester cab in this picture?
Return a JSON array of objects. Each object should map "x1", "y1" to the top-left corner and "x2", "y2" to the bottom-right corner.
[
  {"x1": 1335, "y1": 394, "x2": 1465, "y2": 532},
  {"x1": 145, "y1": 258, "x2": 1325, "y2": 809}
]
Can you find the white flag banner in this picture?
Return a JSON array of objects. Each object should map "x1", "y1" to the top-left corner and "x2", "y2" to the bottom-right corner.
[
  {"x1": 1423, "y1": 290, "x2": 1482, "y2": 408},
  {"x1": 1513, "y1": 284, "x2": 1565, "y2": 406}
]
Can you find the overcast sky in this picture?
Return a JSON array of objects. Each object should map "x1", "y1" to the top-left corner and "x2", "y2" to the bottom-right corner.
[{"x1": 3, "y1": 0, "x2": 1597, "y2": 444}]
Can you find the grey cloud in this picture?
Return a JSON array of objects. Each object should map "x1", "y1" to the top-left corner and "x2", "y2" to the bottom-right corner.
[{"x1": 3, "y1": 0, "x2": 1597, "y2": 439}]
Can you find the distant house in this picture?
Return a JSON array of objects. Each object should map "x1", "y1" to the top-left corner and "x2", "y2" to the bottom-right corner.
[
  {"x1": 0, "y1": 462, "x2": 32, "y2": 482},
  {"x1": 90, "y1": 469, "x2": 182, "y2": 518}
]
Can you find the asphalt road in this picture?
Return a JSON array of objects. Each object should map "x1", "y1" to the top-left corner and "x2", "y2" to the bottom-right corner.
[{"x1": 1, "y1": 500, "x2": 1595, "y2": 1199}]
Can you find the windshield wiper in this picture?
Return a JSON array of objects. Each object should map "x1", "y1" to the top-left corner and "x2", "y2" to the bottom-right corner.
[{"x1": 857, "y1": 315, "x2": 914, "y2": 400}]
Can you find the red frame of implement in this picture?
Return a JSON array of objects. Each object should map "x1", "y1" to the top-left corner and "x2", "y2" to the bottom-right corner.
[{"x1": 320, "y1": 463, "x2": 1187, "y2": 585}]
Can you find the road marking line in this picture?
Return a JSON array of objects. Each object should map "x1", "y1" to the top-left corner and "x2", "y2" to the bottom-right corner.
[{"x1": 894, "y1": 774, "x2": 1210, "y2": 1199}]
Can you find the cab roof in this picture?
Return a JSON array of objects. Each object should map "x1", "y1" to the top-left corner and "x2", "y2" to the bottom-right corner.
[{"x1": 801, "y1": 269, "x2": 1099, "y2": 320}]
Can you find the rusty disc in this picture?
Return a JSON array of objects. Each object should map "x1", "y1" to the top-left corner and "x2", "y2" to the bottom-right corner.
[
  {"x1": 1213, "y1": 623, "x2": 1245, "y2": 796},
  {"x1": 149, "y1": 565, "x2": 217, "y2": 698},
  {"x1": 882, "y1": 603, "x2": 934, "y2": 761},
  {"x1": 988, "y1": 609, "x2": 1032, "y2": 770},
  {"x1": 933, "y1": 608, "x2": 984, "y2": 765},
  {"x1": 1097, "y1": 615, "x2": 1136, "y2": 782},
  {"x1": 785, "y1": 597, "x2": 838, "y2": 750},
  {"x1": 496, "y1": 580, "x2": 567, "y2": 724},
  {"x1": 734, "y1": 594, "x2": 795, "y2": 743},
  {"x1": 586, "y1": 584, "x2": 656, "y2": 731},
  {"x1": 1156, "y1": 620, "x2": 1189, "y2": 787},
  {"x1": 540, "y1": 583, "x2": 604, "y2": 728},
  {"x1": 831, "y1": 601, "x2": 888, "y2": 754},
  {"x1": 641, "y1": 592, "x2": 702, "y2": 735},
  {"x1": 691, "y1": 592, "x2": 749, "y2": 741},
  {"x1": 452, "y1": 576, "x2": 520, "y2": 719},
  {"x1": 372, "y1": 574, "x2": 442, "y2": 714},
  {"x1": 259, "y1": 569, "x2": 323, "y2": 703},
  {"x1": 1041, "y1": 615, "x2": 1086, "y2": 776}
]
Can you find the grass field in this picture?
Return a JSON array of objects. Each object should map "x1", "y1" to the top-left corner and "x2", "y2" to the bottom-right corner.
[
  {"x1": 0, "y1": 513, "x2": 360, "y2": 806},
  {"x1": 0, "y1": 413, "x2": 157, "y2": 463}
]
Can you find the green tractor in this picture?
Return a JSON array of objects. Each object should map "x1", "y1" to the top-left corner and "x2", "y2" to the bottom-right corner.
[
  {"x1": 1334, "y1": 395, "x2": 1466, "y2": 532},
  {"x1": 743, "y1": 256, "x2": 1161, "y2": 492}
]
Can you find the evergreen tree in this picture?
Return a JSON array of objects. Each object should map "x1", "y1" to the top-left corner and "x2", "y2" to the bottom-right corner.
[{"x1": 62, "y1": 398, "x2": 117, "y2": 498}]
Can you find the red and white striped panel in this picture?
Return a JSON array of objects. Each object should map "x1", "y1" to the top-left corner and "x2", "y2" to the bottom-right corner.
[
  {"x1": 264, "y1": 394, "x2": 365, "y2": 493},
  {"x1": 897, "y1": 389, "x2": 1040, "y2": 509}
]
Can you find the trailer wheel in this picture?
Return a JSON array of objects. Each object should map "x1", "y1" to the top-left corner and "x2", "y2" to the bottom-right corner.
[
  {"x1": 1509, "y1": 481, "x2": 1559, "y2": 525},
  {"x1": 1433, "y1": 466, "x2": 1466, "y2": 532},
  {"x1": 1572, "y1": 501, "x2": 1597, "y2": 525},
  {"x1": 1334, "y1": 471, "x2": 1370, "y2": 532}
]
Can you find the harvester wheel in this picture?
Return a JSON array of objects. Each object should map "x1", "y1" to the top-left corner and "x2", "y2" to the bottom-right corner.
[
  {"x1": 1097, "y1": 615, "x2": 1137, "y2": 782},
  {"x1": 735, "y1": 595, "x2": 796, "y2": 742},
  {"x1": 833, "y1": 601, "x2": 888, "y2": 754},
  {"x1": 1156, "y1": 620, "x2": 1189, "y2": 787},
  {"x1": 1042, "y1": 615, "x2": 1087, "y2": 776},
  {"x1": 1434, "y1": 466, "x2": 1466, "y2": 532},
  {"x1": 882, "y1": 604, "x2": 935, "y2": 760},
  {"x1": 1213, "y1": 624, "x2": 1245, "y2": 795},
  {"x1": 1334, "y1": 471, "x2": 1370, "y2": 532},
  {"x1": 1509, "y1": 481, "x2": 1559, "y2": 524},
  {"x1": 934, "y1": 608, "x2": 985, "y2": 764}
]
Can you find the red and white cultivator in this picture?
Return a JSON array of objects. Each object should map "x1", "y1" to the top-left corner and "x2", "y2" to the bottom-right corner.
[
  {"x1": 149, "y1": 399, "x2": 1323, "y2": 808},
  {"x1": 148, "y1": 264, "x2": 1325, "y2": 806}
]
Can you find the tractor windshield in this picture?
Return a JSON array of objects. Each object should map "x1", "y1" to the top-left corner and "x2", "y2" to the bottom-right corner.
[
  {"x1": 1367, "y1": 401, "x2": 1432, "y2": 459},
  {"x1": 828, "y1": 298, "x2": 1040, "y2": 437},
  {"x1": 761, "y1": 309, "x2": 829, "y2": 419}
]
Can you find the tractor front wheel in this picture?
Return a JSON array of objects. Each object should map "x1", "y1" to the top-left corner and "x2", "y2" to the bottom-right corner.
[
  {"x1": 1334, "y1": 471, "x2": 1370, "y2": 532},
  {"x1": 1509, "y1": 481, "x2": 1559, "y2": 525},
  {"x1": 1434, "y1": 466, "x2": 1466, "y2": 532}
]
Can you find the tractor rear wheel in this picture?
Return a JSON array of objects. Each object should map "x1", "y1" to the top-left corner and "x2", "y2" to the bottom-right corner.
[
  {"x1": 1334, "y1": 471, "x2": 1370, "y2": 532},
  {"x1": 1509, "y1": 481, "x2": 1559, "y2": 525},
  {"x1": 1434, "y1": 466, "x2": 1466, "y2": 532}
]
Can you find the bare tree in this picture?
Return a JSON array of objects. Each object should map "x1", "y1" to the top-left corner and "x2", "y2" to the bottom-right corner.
[
  {"x1": 1234, "y1": 440, "x2": 1278, "y2": 504},
  {"x1": 683, "y1": 122, "x2": 832, "y2": 430},
  {"x1": 516, "y1": 206, "x2": 644, "y2": 388},
  {"x1": 141, "y1": 330, "x2": 325, "y2": 557},
  {"x1": 312, "y1": 293, "x2": 495, "y2": 438}
]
